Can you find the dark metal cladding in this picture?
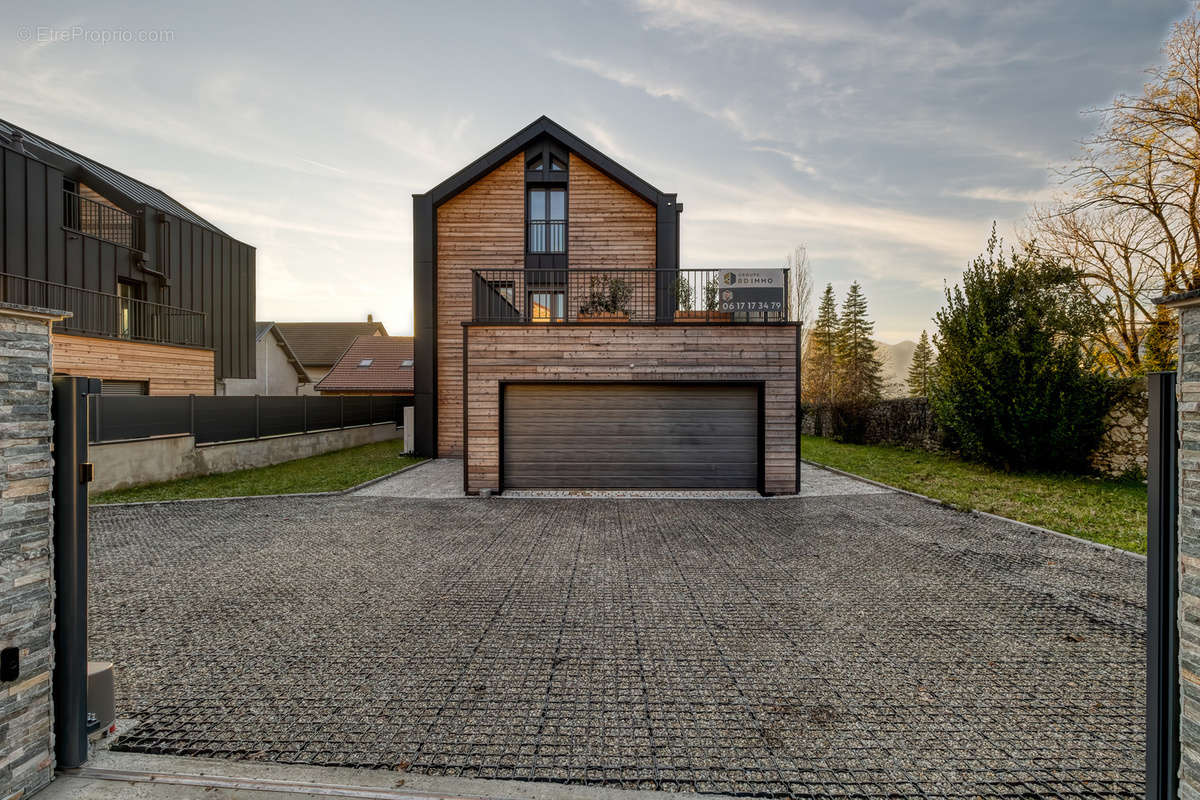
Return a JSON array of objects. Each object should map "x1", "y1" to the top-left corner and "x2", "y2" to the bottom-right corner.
[{"x1": 0, "y1": 125, "x2": 256, "y2": 381}]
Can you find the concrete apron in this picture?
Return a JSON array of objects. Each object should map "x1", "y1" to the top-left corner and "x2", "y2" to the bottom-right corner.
[{"x1": 44, "y1": 751, "x2": 736, "y2": 800}]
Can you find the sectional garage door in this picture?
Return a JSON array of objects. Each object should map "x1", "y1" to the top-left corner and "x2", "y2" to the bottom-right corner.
[{"x1": 501, "y1": 383, "x2": 759, "y2": 490}]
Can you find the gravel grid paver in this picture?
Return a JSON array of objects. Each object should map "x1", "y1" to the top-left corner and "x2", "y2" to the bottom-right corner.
[{"x1": 89, "y1": 492, "x2": 1145, "y2": 798}]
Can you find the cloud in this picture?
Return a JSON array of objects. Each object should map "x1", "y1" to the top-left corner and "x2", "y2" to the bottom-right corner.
[{"x1": 946, "y1": 185, "x2": 1059, "y2": 204}]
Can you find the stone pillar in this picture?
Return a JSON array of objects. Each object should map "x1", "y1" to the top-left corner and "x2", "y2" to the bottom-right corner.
[{"x1": 0, "y1": 302, "x2": 69, "y2": 800}]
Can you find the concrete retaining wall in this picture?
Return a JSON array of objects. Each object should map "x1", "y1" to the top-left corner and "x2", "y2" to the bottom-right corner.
[{"x1": 89, "y1": 423, "x2": 404, "y2": 493}]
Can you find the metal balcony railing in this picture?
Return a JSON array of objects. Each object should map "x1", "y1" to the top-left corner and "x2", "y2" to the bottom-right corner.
[
  {"x1": 527, "y1": 220, "x2": 566, "y2": 253},
  {"x1": 0, "y1": 273, "x2": 206, "y2": 347},
  {"x1": 63, "y1": 189, "x2": 142, "y2": 250},
  {"x1": 471, "y1": 268, "x2": 791, "y2": 324}
]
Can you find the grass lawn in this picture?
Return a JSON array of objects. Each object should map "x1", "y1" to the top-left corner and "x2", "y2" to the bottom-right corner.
[
  {"x1": 92, "y1": 439, "x2": 424, "y2": 504},
  {"x1": 801, "y1": 435, "x2": 1147, "y2": 554}
]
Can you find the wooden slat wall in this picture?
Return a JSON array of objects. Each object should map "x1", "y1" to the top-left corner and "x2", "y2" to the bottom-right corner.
[
  {"x1": 435, "y1": 154, "x2": 524, "y2": 456},
  {"x1": 568, "y1": 156, "x2": 655, "y2": 267},
  {"x1": 465, "y1": 325, "x2": 798, "y2": 494},
  {"x1": 51, "y1": 333, "x2": 214, "y2": 395}
]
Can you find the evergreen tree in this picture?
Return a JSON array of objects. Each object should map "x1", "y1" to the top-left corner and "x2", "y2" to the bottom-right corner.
[
  {"x1": 930, "y1": 230, "x2": 1111, "y2": 472},
  {"x1": 835, "y1": 282, "x2": 883, "y2": 403},
  {"x1": 906, "y1": 330, "x2": 936, "y2": 397},
  {"x1": 802, "y1": 284, "x2": 839, "y2": 405}
]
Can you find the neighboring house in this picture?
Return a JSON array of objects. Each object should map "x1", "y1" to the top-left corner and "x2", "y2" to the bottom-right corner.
[
  {"x1": 413, "y1": 116, "x2": 800, "y2": 495},
  {"x1": 0, "y1": 119, "x2": 256, "y2": 395},
  {"x1": 315, "y1": 335, "x2": 414, "y2": 396},
  {"x1": 275, "y1": 317, "x2": 387, "y2": 395},
  {"x1": 219, "y1": 322, "x2": 311, "y2": 395}
]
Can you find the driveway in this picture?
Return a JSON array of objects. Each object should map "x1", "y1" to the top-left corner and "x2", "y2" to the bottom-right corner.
[{"x1": 89, "y1": 470, "x2": 1145, "y2": 798}]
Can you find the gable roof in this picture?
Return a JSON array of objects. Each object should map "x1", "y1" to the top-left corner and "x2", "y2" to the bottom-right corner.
[
  {"x1": 315, "y1": 336, "x2": 414, "y2": 393},
  {"x1": 254, "y1": 321, "x2": 311, "y2": 383},
  {"x1": 0, "y1": 118, "x2": 226, "y2": 234},
  {"x1": 274, "y1": 321, "x2": 389, "y2": 367},
  {"x1": 422, "y1": 115, "x2": 664, "y2": 207}
]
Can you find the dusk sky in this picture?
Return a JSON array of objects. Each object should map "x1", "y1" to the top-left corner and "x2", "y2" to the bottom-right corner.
[{"x1": 2, "y1": 0, "x2": 1191, "y2": 341}]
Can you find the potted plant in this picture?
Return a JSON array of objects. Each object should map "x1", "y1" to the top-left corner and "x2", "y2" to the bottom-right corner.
[
  {"x1": 578, "y1": 275, "x2": 632, "y2": 322},
  {"x1": 676, "y1": 275, "x2": 731, "y2": 322}
]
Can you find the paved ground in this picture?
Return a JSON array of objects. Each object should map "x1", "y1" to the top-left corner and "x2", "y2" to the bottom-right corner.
[
  {"x1": 355, "y1": 458, "x2": 465, "y2": 498},
  {"x1": 89, "y1": 473, "x2": 1146, "y2": 798}
]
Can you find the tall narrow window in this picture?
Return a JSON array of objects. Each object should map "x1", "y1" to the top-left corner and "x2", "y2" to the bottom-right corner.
[
  {"x1": 528, "y1": 188, "x2": 565, "y2": 254},
  {"x1": 117, "y1": 279, "x2": 145, "y2": 339}
]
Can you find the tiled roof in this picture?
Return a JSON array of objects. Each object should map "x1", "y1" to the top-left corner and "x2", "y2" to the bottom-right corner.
[
  {"x1": 274, "y1": 321, "x2": 388, "y2": 367},
  {"x1": 315, "y1": 336, "x2": 414, "y2": 393}
]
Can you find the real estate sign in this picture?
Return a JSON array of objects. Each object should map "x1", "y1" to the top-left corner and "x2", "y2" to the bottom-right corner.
[{"x1": 716, "y1": 269, "x2": 785, "y2": 313}]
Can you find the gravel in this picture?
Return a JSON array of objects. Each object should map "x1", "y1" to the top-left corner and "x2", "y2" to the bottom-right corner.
[{"x1": 89, "y1": 492, "x2": 1145, "y2": 798}]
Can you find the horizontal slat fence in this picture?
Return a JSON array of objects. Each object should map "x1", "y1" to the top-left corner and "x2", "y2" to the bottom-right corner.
[{"x1": 88, "y1": 394, "x2": 409, "y2": 445}]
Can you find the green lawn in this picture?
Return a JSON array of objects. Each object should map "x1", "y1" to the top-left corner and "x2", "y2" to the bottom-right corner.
[
  {"x1": 92, "y1": 439, "x2": 424, "y2": 504},
  {"x1": 800, "y1": 435, "x2": 1147, "y2": 554}
]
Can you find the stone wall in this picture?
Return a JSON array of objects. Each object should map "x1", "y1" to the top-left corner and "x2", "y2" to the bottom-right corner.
[
  {"x1": 802, "y1": 390, "x2": 1149, "y2": 479},
  {"x1": 0, "y1": 303, "x2": 63, "y2": 799}
]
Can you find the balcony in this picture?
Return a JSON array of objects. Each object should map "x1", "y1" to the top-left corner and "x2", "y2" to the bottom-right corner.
[
  {"x1": 63, "y1": 189, "x2": 143, "y2": 250},
  {"x1": 1, "y1": 273, "x2": 206, "y2": 348},
  {"x1": 472, "y1": 268, "x2": 791, "y2": 324}
]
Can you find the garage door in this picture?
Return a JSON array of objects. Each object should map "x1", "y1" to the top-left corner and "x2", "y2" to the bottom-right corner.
[{"x1": 502, "y1": 383, "x2": 759, "y2": 490}]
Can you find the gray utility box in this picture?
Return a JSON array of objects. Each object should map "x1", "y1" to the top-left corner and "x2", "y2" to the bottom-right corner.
[{"x1": 87, "y1": 661, "x2": 115, "y2": 735}]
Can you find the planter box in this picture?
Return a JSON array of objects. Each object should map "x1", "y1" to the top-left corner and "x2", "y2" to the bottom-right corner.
[
  {"x1": 675, "y1": 310, "x2": 733, "y2": 323},
  {"x1": 578, "y1": 311, "x2": 630, "y2": 323}
]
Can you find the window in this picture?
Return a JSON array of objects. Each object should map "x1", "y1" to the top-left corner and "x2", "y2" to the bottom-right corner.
[
  {"x1": 549, "y1": 155, "x2": 566, "y2": 171},
  {"x1": 117, "y1": 279, "x2": 145, "y2": 339},
  {"x1": 358, "y1": 358, "x2": 374, "y2": 368},
  {"x1": 528, "y1": 188, "x2": 565, "y2": 253},
  {"x1": 401, "y1": 359, "x2": 414, "y2": 367},
  {"x1": 530, "y1": 290, "x2": 565, "y2": 323}
]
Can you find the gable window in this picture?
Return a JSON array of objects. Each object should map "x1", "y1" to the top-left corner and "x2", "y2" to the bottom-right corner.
[{"x1": 528, "y1": 188, "x2": 565, "y2": 254}]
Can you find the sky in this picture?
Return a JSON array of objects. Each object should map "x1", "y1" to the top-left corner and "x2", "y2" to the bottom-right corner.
[{"x1": 1, "y1": 0, "x2": 1192, "y2": 342}]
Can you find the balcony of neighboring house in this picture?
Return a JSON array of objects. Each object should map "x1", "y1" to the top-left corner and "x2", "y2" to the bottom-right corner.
[
  {"x1": 0, "y1": 272, "x2": 206, "y2": 348},
  {"x1": 62, "y1": 183, "x2": 144, "y2": 250},
  {"x1": 471, "y1": 267, "x2": 792, "y2": 324}
]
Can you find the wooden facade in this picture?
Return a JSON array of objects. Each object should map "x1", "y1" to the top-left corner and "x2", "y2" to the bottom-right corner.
[
  {"x1": 51, "y1": 333, "x2": 215, "y2": 395},
  {"x1": 464, "y1": 325, "x2": 798, "y2": 494},
  {"x1": 414, "y1": 117, "x2": 797, "y2": 494},
  {"x1": 434, "y1": 154, "x2": 525, "y2": 455}
]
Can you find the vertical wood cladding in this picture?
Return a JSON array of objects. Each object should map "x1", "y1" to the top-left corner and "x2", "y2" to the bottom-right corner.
[
  {"x1": 51, "y1": 333, "x2": 215, "y2": 394},
  {"x1": 0, "y1": 142, "x2": 255, "y2": 384},
  {"x1": 435, "y1": 153, "x2": 524, "y2": 456},
  {"x1": 568, "y1": 155, "x2": 655, "y2": 268},
  {"x1": 464, "y1": 325, "x2": 798, "y2": 494}
]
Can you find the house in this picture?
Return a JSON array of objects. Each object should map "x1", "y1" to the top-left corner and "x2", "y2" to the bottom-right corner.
[
  {"x1": 275, "y1": 317, "x2": 387, "y2": 395},
  {"x1": 315, "y1": 335, "x2": 414, "y2": 396},
  {"x1": 0, "y1": 119, "x2": 255, "y2": 395},
  {"x1": 218, "y1": 322, "x2": 311, "y2": 395},
  {"x1": 413, "y1": 116, "x2": 799, "y2": 494}
]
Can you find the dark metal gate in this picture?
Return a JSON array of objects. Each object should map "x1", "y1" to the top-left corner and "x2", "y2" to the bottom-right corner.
[
  {"x1": 51, "y1": 376, "x2": 98, "y2": 769},
  {"x1": 1147, "y1": 370, "x2": 1179, "y2": 800}
]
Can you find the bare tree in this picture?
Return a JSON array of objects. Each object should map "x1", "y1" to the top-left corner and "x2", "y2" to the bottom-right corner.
[
  {"x1": 1065, "y1": 7, "x2": 1200, "y2": 296},
  {"x1": 785, "y1": 244, "x2": 813, "y2": 347},
  {"x1": 1033, "y1": 205, "x2": 1167, "y2": 375}
]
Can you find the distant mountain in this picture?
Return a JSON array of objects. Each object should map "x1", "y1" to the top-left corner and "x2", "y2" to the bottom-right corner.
[{"x1": 875, "y1": 339, "x2": 916, "y2": 398}]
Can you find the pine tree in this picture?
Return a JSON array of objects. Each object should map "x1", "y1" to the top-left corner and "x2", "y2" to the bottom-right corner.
[
  {"x1": 802, "y1": 284, "x2": 839, "y2": 405},
  {"x1": 835, "y1": 282, "x2": 883, "y2": 404},
  {"x1": 906, "y1": 330, "x2": 936, "y2": 397}
]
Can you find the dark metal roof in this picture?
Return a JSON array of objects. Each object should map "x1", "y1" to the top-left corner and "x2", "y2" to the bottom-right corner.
[
  {"x1": 1156, "y1": 288, "x2": 1200, "y2": 306},
  {"x1": 421, "y1": 115, "x2": 664, "y2": 207},
  {"x1": 274, "y1": 321, "x2": 389, "y2": 367},
  {"x1": 0, "y1": 118, "x2": 225, "y2": 234}
]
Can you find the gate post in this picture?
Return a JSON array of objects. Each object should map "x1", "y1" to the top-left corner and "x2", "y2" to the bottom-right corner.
[{"x1": 51, "y1": 375, "x2": 98, "y2": 769}]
